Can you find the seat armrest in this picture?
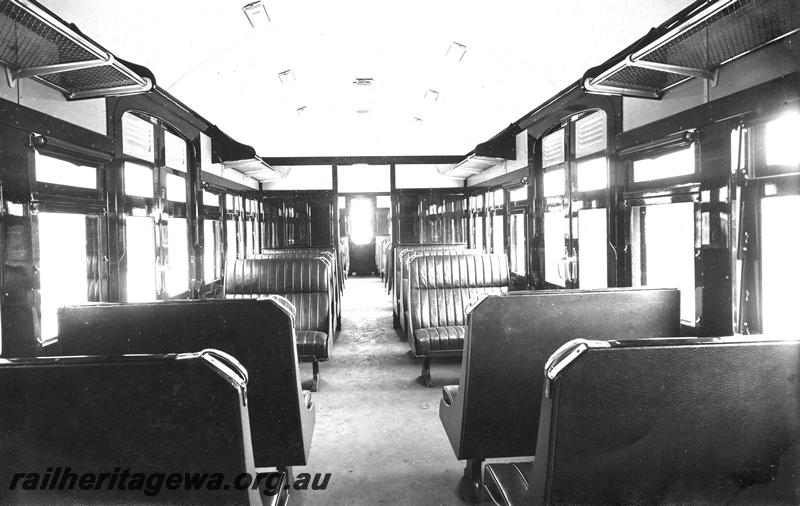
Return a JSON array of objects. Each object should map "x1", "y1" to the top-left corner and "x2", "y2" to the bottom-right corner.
[{"x1": 441, "y1": 384, "x2": 459, "y2": 407}]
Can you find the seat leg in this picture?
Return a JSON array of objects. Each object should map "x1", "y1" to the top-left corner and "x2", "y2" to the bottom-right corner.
[
  {"x1": 419, "y1": 357, "x2": 433, "y2": 388},
  {"x1": 311, "y1": 360, "x2": 320, "y2": 392},
  {"x1": 336, "y1": 315, "x2": 342, "y2": 331},
  {"x1": 456, "y1": 459, "x2": 485, "y2": 504}
]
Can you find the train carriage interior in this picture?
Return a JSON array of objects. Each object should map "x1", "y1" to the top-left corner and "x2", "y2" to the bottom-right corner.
[{"x1": 0, "y1": 0, "x2": 799, "y2": 504}]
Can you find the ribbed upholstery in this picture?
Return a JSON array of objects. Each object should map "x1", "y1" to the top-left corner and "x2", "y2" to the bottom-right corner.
[
  {"x1": 392, "y1": 243, "x2": 467, "y2": 313},
  {"x1": 407, "y1": 253, "x2": 508, "y2": 357},
  {"x1": 414, "y1": 325, "x2": 467, "y2": 354},
  {"x1": 225, "y1": 257, "x2": 332, "y2": 361},
  {"x1": 483, "y1": 462, "x2": 533, "y2": 506}
]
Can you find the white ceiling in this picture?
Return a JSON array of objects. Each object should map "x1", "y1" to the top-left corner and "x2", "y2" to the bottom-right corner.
[{"x1": 42, "y1": 0, "x2": 694, "y2": 157}]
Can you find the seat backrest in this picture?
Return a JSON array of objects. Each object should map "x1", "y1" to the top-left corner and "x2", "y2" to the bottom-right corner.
[
  {"x1": 392, "y1": 243, "x2": 467, "y2": 307},
  {"x1": 447, "y1": 288, "x2": 679, "y2": 461},
  {"x1": 529, "y1": 337, "x2": 800, "y2": 505},
  {"x1": 375, "y1": 235, "x2": 390, "y2": 270},
  {"x1": 225, "y1": 257, "x2": 332, "y2": 334},
  {"x1": 55, "y1": 298, "x2": 314, "y2": 468},
  {"x1": 0, "y1": 351, "x2": 261, "y2": 504},
  {"x1": 408, "y1": 253, "x2": 508, "y2": 331}
]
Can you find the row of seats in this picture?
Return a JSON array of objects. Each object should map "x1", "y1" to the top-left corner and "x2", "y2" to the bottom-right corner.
[
  {"x1": 436, "y1": 288, "x2": 800, "y2": 505},
  {"x1": 375, "y1": 235, "x2": 391, "y2": 283},
  {"x1": 226, "y1": 255, "x2": 335, "y2": 391},
  {"x1": 11, "y1": 298, "x2": 315, "y2": 504}
]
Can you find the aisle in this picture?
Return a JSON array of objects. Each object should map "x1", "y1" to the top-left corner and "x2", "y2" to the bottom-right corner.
[{"x1": 293, "y1": 276, "x2": 465, "y2": 505}]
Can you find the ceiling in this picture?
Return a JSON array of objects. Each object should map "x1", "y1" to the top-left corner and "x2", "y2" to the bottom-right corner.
[{"x1": 41, "y1": 0, "x2": 694, "y2": 158}]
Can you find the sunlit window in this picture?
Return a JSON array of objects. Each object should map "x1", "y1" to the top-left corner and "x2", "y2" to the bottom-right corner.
[
  {"x1": 125, "y1": 216, "x2": 157, "y2": 302},
  {"x1": 164, "y1": 130, "x2": 187, "y2": 172},
  {"x1": 377, "y1": 195, "x2": 392, "y2": 208},
  {"x1": 760, "y1": 195, "x2": 800, "y2": 335},
  {"x1": 633, "y1": 145, "x2": 695, "y2": 182},
  {"x1": 38, "y1": 213, "x2": 88, "y2": 340},
  {"x1": 203, "y1": 190, "x2": 219, "y2": 207},
  {"x1": 576, "y1": 157, "x2": 608, "y2": 192},
  {"x1": 492, "y1": 214, "x2": 504, "y2": 255},
  {"x1": 35, "y1": 152, "x2": 97, "y2": 189},
  {"x1": 509, "y1": 213, "x2": 526, "y2": 274},
  {"x1": 493, "y1": 189, "x2": 505, "y2": 207},
  {"x1": 509, "y1": 186, "x2": 528, "y2": 203},
  {"x1": 542, "y1": 128, "x2": 565, "y2": 168},
  {"x1": 226, "y1": 219, "x2": 238, "y2": 263},
  {"x1": 544, "y1": 211, "x2": 567, "y2": 287},
  {"x1": 577, "y1": 208, "x2": 607, "y2": 289},
  {"x1": 764, "y1": 112, "x2": 800, "y2": 167},
  {"x1": 543, "y1": 169, "x2": 565, "y2": 197},
  {"x1": 122, "y1": 112, "x2": 154, "y2": 163},
  {"x1": 350, "y1": 198, "x2": 374, "y2": 245},
  {"x1": 166, "y1": 218, "x2": 189, "y2": 296},
  {"x1": 166, "y1": 173, "x2": 186, "y2": 202},
  {"x1": 631, "y1": 202, "x2": 695, "y2": 325},
  {"x1": 246, "y1": 219, "x2": 255, "y2": 256},
  {"x1": 474, "y1": 215, "x2": 484, "y2": 252},
  {"x1": 124, "y1": 162, "x2": 154, "y2": 198},
  {"x1": 204, "y1": 219, "x2": 220, "y2": 281}
]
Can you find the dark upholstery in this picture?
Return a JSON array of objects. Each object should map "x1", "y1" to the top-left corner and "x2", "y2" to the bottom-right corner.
[
  {"x1": 439, "y1": 288, "x2": 680, "y2": 462},
  {"x1": 55, "y1": 298, "x2": 315, "y2": 468},
  {"x1": 226, "y1": 256, "x2": 332, "y2": 361},
  {"x1": 414, "y1": 325, "x2": 466, "y2": 354},
  {"x1": 391, "y1": 243, "x2": 467, "y2": 316},
  {"x1": 441, "y1": 385, "x2": 459, "y2": 406},
  {"x1": 407, "y1": 253, "x2": 508, "y2": 357},
  {"x1": 0, "y1": 351, "x2": 277, "y2": 504},
  {"x1": 483, "y1": 462, "x2": 533, "y2": 506},
  {"x1": 485, "y1": 337, "x2": 800, "y2": 505},
  {"x1": 296, "y1": 330, "x2": 328, "y2": 359},
  {"x1": 399, "y1": 248, "x2": 479, "y2": 332}
]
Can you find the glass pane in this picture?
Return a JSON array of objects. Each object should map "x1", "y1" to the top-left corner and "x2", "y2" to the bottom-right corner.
[
  {"x1": 509, "y1": 186, "x2": 528, "y2": 203},
  {"x1": 166, "y1": 218, "x2": 189, "y2": 296},
  {"x1": 164, "y1": 130, "x2": 188, "y2": 172},
  {"x1": 576, "y1": 157, "x2": 608, "y2": 192},
  {"x1": 125, "y1": 216, "x2": 157, "y2": 302},
  {"x1": 377, "y1": 195, "x2": 392, "y2": 208},
  {"x1": 633, "y1": 145, "x2": 695, "y2": 182},
  {"x1": 203, "y1": 190, "x2": 219, "y2": 207},
  {"x1": 492, "y1": 214, "x2": 504, "y2": 255},
  {"x1": 124, "y1": 162, "x2": 154, "y2": 198},
  {"x1": 122, "y1": 112, "x2": 154, "y2": 162},
  {"x1": 246, "y1": 219, "x2": 255, "y2": 256},
  {"x1": 493, "y1": 189, "x2": 505, "y2": 207},
  {"x1": 35, "y1": 152, "x2": 97, "y2": 189},
  {"x1": 765, "y1": 113, "x2": 800, "y2": 167},
  {"x1": 631, "y1": 202, "x2": 695, "y2": 325},
  {"x1": 509, "y1": 213, "x2": 526, "y2": 274},
  {"x1": 338, "y1": 165, "x2": 391, "y2": 193},
  {"x1": 575, "y1": 110, "x2": 607, "y2": 158},
  {"x1": 543, "y1": 169, "x2": 565, "y2": 197},
  {"x1": 474, "y1": 215, "x2": 484, "y2": 252},
  {"x1": 350, "y1": 198, "x2": 374, "y2": 245},
  {"x1": 38, "y1": 213, "x2": 88, "y2": 340},
  {"x1": 542, "y1": 128, "x2": 565, "y2": 168},
  {"x1": 226, "y1": 219, "x2": 238, "y2": 264},
  {"x1": 166, "y1": 173, "x2": 186, "y2": 202},
  {"x1": 761, "y1": 195, "x2": 800, "y2": 334},
  {"x1": 577, "y1": 208, "x2": 607, "y2": 289},
  {"x1": 544, "y1": 210, "x2": 567, "y2": 287},
  {"x1": 203, "y1": 219, "x2": 220, "y2": 281}
]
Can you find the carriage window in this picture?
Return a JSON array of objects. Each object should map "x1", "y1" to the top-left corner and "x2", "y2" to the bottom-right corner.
[
  {"x1": 122, "y1": 112, "x2": 155, "y2": 162},
  {"x1": 632, "y1": 145, "x2": 695, "y2": 182},
  {"x1": 203, "y1": 190, "x2": 219, "y2": 207},
  {"x1": 166, "y1": 218, "x2": 189, "y2": 296},
  {"x1": 166, "y1": 173, "x2": 186, "y2": 202},
  {"x1": 574, "y1": 110, "x2": 607, "y2": 159},
  {"x1": 542, "y1": 128, "x2": 565, "y2": 168},
  {"x1": 35, "y1": 153, "x2": 97, "y2": 189},
  {"x1": 124, "y1": 162, "x2": 154, "y2": 198},
  {"x1": 764, "y1": 113, "x2": 800, "y2": 167},
  {"x1": 38, "y1": 213, "x2": 88, "y2": 340},
  {"x1": 760, "y1": 195, "x2": 800, "y2": 334},
  {"x1": 473, "y1": 214, "x2": 484, "y2": 252},
  {"x1": 492, "y1": 214, "x2": 504, "y2": 255},
  {"x1": 164, "y1": 130, "x2": 188, "y2": 172},
  {"x1": 543, "y1": 169, "x2": 565, "y2": 197},
  {"x1": 577, "y1": 208, "x2": 607, "y2": 289},
  {"x1": 544, "y1": 211, "x2": 567, "y2": 287},
  {"x1": 631, "y1": 202, "x2": 696, "y2": 325},
  {"x1": 226, "y1": 219, "x2": 238, "y2": 263},
  {"x1": 576, "y1": 157, "x2": 607, "y2": 192},
  {"x1": 509, "y1": 213, "x2": 526, "y2": 274},
  {"x1": 509, "y1": 186, "x2": 528, "y2": 203},
  {"x1": 125, "y1": 215, "x2": 157, "y2": 302},
  {"x1": 204, "y1": 219, "x2": 221, "y2": 281}
]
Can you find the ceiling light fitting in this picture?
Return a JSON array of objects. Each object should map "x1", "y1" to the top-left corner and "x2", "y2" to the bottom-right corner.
[
  {"x1": 445, "y1": 42, "x2": 467, "y2": 62},
  {"x1": 242, "y1": 1, "x2": 270, "y2": 28}
]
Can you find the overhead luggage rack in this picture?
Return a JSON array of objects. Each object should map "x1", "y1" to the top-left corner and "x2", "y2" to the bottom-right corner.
[
  {"x1": 0, "y1": 0, "x2": 153, "y2": 99},
  {"x1": 583, "y1": 0, "x2": 800, "y2": 99}
]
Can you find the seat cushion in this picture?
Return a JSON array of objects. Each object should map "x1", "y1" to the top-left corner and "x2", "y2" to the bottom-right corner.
[
  {"x1": 483, "y1": 462, "x2": 534, "y2": 506},
  {"x1": 296, "y1": 330, "x2": 329, "y2": 361},
  {"x1": 414, "y1": 326, "x2": 466, "y2": 355},
  {"x1": 442, "y1": 385, "x2": 459, "y2": 406}
]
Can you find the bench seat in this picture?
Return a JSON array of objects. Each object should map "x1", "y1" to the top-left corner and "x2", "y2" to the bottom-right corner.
[
  {"x1": 296, "y1": 330, "x2": 329, "y2": 360},
  {"x1": 414, "y1": 325, "x2": 466, "y2": 354}
]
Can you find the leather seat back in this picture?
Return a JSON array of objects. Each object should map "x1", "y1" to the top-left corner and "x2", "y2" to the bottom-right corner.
[
  {"x1": 225, "y1": 257, "x2": 332, "y2": 335},
  {"x1": 55, "y1": 298, "x2": 315, "y2": 468},
  {"x1": 442, "y1": 288, "x2": 680, "y2": 461},
  {"x1": 408, "y1": 253, "x2": 508, "y2": 332},
  {"x1": 530, "y1": 337, "x2": 800, "y2": 505},
  {"x1": 0, "y1": 350, "x2": 262, "y2": 504},
  {"x1": 392, "y1": 243, "x2": 467, "y2": 311}
]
